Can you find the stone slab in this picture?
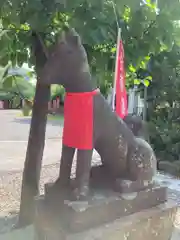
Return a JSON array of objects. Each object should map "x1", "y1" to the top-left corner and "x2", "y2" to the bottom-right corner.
[
  {"x1": 67, "y1": 200, "x2": 177, "y2": 240},
  {"x1": 34, "y1": 200, "x2": 177, "y2": 240},
  {"x1": 0, "y1": 226, "x2": 34, "y2": 240},
  {"x1": 35, "y1": 184, "x2": 167, "y2": 234}
]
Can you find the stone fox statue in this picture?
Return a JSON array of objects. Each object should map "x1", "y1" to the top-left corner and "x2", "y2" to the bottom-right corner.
[
  {"x1": 123, "y1": 114, "x2": 149, "y2": 140},
  {"x1": 40, "y1": 28, "x2": 157, "y2": 200}
]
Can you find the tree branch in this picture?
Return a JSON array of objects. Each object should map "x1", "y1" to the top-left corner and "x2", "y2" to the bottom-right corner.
[{"x1": 35, "y1": 32, "x2": 49, "y2": 59}]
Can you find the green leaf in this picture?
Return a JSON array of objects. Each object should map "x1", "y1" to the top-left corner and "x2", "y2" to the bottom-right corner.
[
  {"x1": 144, "y1": 79, "x2": 150, "y2": 87},
  {"x1": 145, "y1": 56, "x2": 150, "y2": 61},
  {"x1": 0, "y1": 30, "x2": 9, "y2": 39},
  {"x1": 134, "y1": 79, "x2": 141, "y2": 85},
  {"x1": 3, "y1": 76, "x2": 13, "y2": 89},
  {"x1": 0, "y1": 62, "x2": 11, "y2": 81},
  {"x1": 111, "y1": 47, "x2": 116, "y2": 53},
  {"x1": 129, "y1": 64, "x2": 136, "y2": 73},
  {"x1": 140, "y1": 61, "x2": 146, "y2": 69},
  {"x1": 145, "y1": 76, "x2": 152, "y2": 81}
]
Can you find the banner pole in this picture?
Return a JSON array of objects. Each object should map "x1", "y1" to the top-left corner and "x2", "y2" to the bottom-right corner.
[{"x1": 112, "y1": 28, "x2": 121, "y2": 111}]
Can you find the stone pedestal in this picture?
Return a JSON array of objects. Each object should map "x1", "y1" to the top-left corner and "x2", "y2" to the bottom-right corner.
[
  {"x1": 66, "y1": 201, "x2": 177, "y2": 240},
  {"x1": 34, "y1": 184, "x2": 177, "y2": 240}
]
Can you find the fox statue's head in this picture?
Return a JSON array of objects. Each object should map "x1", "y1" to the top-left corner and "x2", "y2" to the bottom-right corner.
[{"x1": 40, "y1": 28, "x2": 94, "y2": 92}]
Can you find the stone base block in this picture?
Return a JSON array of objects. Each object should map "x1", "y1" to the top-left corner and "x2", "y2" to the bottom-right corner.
[
  {"x1": 34, "y1": 200, "x2": 177, "y2": 240},
  {"x1": 40, "y1": 184, "x2": 167, "y2": 233},
  {"x1": 34, "y1": 184, "x2": 173, "y2": 240},
  {"x1": 67, "y1": 200, "x2": 177, "y2": 240}
]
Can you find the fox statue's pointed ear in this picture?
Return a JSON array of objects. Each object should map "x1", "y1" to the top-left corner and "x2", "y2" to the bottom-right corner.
[
  {"x1": 56, "y1": 30, "x2": 66, "y2": 45},
  {"x1": 65, "y1": 28, "x2": 81, "y2": 46}
]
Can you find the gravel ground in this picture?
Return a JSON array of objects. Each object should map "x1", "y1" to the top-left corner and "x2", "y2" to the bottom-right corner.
[
  {"x1": 0, "y1": 163, "x2": 60, "y2": 234},
  {"x1": 0, "y1": 165, "x2": 179, "y2": 235},
  {"x1": 0, "y1": 159, "x2": 101, "y2": 234},
  {"x1": 0, "y1": 155, "x2": 101, "y2": 216},
  {"x1": 0, "y1": 163, "x2": 59, "y2": 215}
]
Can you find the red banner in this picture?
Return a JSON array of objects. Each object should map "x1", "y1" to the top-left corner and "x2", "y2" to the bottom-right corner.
[{"x1": 114, "y1": 38, "x2": 128, "y2": 119}]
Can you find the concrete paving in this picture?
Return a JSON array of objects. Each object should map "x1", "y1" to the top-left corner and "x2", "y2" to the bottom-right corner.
[
  {"x1": 0, "y1": 110, "x2": 100, "y2": 171},
  {"x1": 0, "y1": 110, "x2": 62, "y2": 141},
  {"x1": 0, "y1": 110, "x2": 62, "y2": 171}
]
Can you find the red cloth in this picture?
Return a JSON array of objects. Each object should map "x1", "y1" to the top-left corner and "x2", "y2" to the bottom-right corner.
[
  {"x1": 115, "y1": 40, "x2": 128, "y2": 119},
  {"x1": 63, "y1": 89, "x2": 98, "y2": 150}
]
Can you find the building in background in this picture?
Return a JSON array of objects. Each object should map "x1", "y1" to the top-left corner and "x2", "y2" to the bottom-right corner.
[{"x1": 107, "y1": 86, "x2": 145, "y2": 117}]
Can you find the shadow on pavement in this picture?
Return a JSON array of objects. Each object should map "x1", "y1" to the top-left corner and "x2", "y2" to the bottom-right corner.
[
  {"x1": 12, "y1": 118, "x2": 64, "y2": 126},
  {"x1": 12, "y1": 118, "x2": 31, "y2": 125}
]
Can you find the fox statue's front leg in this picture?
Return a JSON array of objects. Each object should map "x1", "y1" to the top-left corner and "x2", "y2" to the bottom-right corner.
[{"x1": 73, "y1": 149, "x2": 93, "y2": 200}]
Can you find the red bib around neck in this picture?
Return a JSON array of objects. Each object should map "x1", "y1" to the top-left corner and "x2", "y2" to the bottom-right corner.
[{"x1": 62, "y1": 89, "x2": 99, "y2": 150}]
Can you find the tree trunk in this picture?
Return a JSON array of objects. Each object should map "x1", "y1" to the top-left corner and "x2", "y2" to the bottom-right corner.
[{"x1": 18, "y1": 32, "x2": 50, "y2": 226}]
